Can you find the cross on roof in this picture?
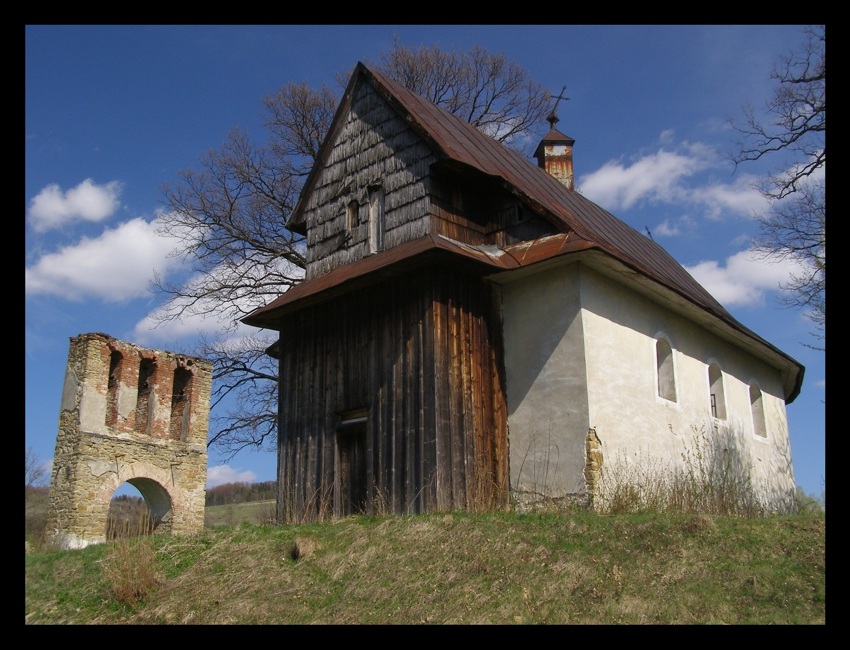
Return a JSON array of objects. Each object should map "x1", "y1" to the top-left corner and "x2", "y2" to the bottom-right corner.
[{"x1": 547, "y1": 85, "x2": 569, "y2": 127}]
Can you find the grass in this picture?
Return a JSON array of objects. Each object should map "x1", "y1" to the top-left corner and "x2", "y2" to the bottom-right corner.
[
  {"x1": 204, "y1": 499, "x2": 277, "y2": 529},
  {"x1": 25, "y1": 507, "x2": 824, "y2": 625},
  {"x1": 25, "y1": 431, "x2": 825, "y2": 624}
]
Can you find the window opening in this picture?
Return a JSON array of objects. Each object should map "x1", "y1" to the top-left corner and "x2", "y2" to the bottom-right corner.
[
  {"x1": 169, "y1": 366, "x2": 193, "y2": 441},
  {"x1": 656, "y1": 338, "x2": 676, "y2": 402},
  {"x1": 135, "y1": 358, "x2": 157, "y2": 435},
  {"x1": 106, "y1": 350, "x2": 123, "y2": 428},
  {"x1": 368, "y1": 185, "x2": 384, "y2": 254},
  {"x1": 750, "y1": 383, "x2": 767, "y2": 438},
  {"x1": 708, "y1": 363, "x2": 727, "y2": 420},
  {"x1": 347, "y1": 199, "x2": 359, "y2": 231}
]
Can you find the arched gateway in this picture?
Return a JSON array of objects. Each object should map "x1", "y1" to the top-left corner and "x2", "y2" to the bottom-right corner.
[{"x1": 46, "y1": 333, "x2": 212, "y2": 549}]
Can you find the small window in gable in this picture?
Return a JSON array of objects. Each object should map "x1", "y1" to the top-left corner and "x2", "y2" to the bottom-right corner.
[
  {"x1": 708, "y1": 363, "x2": 727, "y2": 420},
  {"x1": 750, "y1": 383, "x2": 767, "y2": 438},
  {"x1": 656, "y1": 337, "x2": 676, "y2": 402},
  {"x1": 368, "y1": 185, "x2": 384, "y2": 254},
  {"x1": 347, "y1": 199, "x2": 359, "y2": 231}
]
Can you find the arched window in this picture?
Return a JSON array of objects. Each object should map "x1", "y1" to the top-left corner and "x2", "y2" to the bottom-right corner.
[
  {"x1": 656, "y1": 337, "x2": 676, "y2": 402},
  {"x1": 750, "y1": 383, "x2": 767, "y2": 438},
  {"x1": 708, "y1": 363, "x2": 727, "y2": 420}
]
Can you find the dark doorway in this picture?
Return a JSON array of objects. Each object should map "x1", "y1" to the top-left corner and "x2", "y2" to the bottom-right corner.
[{"x1": 337, "y1": 408, "x2": 368, "y2": 516}]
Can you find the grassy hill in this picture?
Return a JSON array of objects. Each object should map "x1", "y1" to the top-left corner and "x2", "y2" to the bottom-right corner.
[{"x1": 25, "y1": 505, "x2": 825, "y2": 624}]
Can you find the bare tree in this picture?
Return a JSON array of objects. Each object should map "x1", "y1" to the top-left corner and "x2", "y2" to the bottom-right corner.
[
  {"x1": 729, "y1": 25, "x2": 825, "y2": 349},
  {"x1": 26, "y1": 446, "x2": 48, "y2": 508},
  {"x1": 154, "y1": 40, "x2": 553, "y2": 459},
  {"x1": 374, "y1": 38, "x2": 552, "y2": 152}
]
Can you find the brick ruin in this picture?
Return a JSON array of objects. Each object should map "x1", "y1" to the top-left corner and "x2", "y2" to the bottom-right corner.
[{"x1": 45, "y1": 333, "x2": 212, "y2": 549}]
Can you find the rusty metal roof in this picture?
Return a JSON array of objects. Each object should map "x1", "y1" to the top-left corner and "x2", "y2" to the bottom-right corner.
[
  {"x1": 243, "y1": 232, "x2": 595, "y2": 327},
  {"x1": 245, "y1": 62, "x2": 803, "y2": 402}
]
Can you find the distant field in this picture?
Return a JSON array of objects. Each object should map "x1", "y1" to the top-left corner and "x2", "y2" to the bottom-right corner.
[{"x1": 204, "y1": 500, "x2": 276, "y2": 528}]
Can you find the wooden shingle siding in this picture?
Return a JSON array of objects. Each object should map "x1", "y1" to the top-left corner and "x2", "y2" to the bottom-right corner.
[
  {"x1": 302, "y1": 82, "x2": 437, "y2": 280},
  {"x1": 275, "y1": 266, "x2": 509, "y2": 520}
]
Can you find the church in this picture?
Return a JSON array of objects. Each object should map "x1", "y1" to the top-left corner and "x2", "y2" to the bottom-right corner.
[{"x1": 242, "y1": 62, "x2": 804, "y2": 520}]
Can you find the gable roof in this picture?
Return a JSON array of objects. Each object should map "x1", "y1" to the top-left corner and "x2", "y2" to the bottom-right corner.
[{"x1": 245, "y1": 62, "x2": 804, "y2": 402}]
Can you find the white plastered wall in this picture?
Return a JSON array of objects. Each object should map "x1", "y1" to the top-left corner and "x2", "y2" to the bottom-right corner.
[{"x1": 500, "y1": 259, "x2": 796, "y2": 510}]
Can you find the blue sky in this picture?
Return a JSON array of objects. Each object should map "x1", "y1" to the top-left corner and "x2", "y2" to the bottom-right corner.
[{"x1": 25, "y1": 25, "x2": 825, "y2": 499}]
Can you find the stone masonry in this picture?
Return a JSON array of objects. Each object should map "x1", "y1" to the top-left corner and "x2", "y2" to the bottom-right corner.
[{"x1": 45, "y1": 333, "x2": 212, "y2": 549}]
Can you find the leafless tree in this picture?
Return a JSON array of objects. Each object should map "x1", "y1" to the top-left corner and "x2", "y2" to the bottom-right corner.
[
  {"x1": 26, "y1": 447, "x2": 48, "y2": 508},
  {"x1": 374, "y1": 37, "x2": 551, "y2": 152},
  {"x1": 729, "y1": 25, "x2": 825, "y2": 349},
  {"x1": 154, "y1": 40, "x2": 553, "y2": 459}
]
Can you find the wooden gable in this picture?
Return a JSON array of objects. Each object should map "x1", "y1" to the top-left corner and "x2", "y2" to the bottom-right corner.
[
  {"x1": 290, "y1": 64, "x2": 560, "y2": 282},
  {"x1": 297, "y1": 74, "x2": 436, "y2": 280}
]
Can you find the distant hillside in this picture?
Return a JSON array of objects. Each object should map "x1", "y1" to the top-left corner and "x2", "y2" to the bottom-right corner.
[{"x1": 205, "y1": 481, "x2": 276, "y2": 506}]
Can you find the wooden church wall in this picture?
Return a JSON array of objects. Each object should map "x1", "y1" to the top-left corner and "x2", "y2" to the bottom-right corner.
[
  {"x1": 275, "y1": 264, "x2": 509, "y2": 521},
  {"x1": 429, "y1": 166, "x2": 559, "y2": 247}
]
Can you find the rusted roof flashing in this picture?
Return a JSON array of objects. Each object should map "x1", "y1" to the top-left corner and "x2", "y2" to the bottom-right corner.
[{"x1": 241, "y1": 233, "x2": 600, "y2": 329}]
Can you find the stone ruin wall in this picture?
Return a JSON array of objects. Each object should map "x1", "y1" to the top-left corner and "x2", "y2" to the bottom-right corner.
[{"x1": 46, "y1": 333, "x2": 212, "y2": 549}]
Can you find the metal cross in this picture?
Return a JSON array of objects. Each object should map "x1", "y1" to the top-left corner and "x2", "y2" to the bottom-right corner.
[
  {"x1": 552, "y1": 85, "x2": 570, "y2": 112},
  {"x1": 547, "y1": 85, "x2": 570, "y2": 125}
]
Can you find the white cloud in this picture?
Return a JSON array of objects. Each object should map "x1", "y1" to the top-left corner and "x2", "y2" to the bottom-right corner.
[
  {"x1": 685, "y1": 248, "x2": 806, "y2": 307},
  {"x1": 133, "y1": 308, "x2": 273, "y2": 347},
  {"x1": 659, "y1": 129, "x2": 676, "y2": 144},
  {"x1": 133, "y1": 257, "x2": 303, "y2": 345},
  {"x1": 653, "y1": 215, "x2": 698, "y2": 238},
  {"x1": 27, "y1": 179, "x2": 124, "y2": 232},
  {"x1": 578, "y1": 140, "x2": 768, "y2": 221},
  {"x1": 580, "y1": 148, "x2": 710, "y2": 211},
  {"x1": 687, "y1": 175, "x2": 766, "y2": 220},
  {"x1": 207, "y1": 464, "x2": 256, "y2": 488},
  {"x1": 25, "y1": 216, "x2": 186, "y2": 301}
]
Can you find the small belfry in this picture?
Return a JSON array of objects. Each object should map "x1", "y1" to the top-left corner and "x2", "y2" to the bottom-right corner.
[
  {"x1": 45, "y1": 333, "x2": 212, "y2": 549},
  {"x1": 534, "y1": 85, "x2": 576, "y2": 191}
]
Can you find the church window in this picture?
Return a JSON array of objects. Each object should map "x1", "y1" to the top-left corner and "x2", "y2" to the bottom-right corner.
[
  {"x1": 708, "y1": 363, "x2": 727, "y2": 420},
  {"x1": 750, "y1": 383, "x2": 767, "y2": 438},
  {"x1": 656, "y1": 337, "x2": 677, "y2": 402}
]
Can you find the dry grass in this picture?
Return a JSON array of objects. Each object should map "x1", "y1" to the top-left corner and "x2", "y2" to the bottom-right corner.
[
  {"x1": 594, "y1": 426, "x2": 795, "y2": 518},
  {"x1": 101, "y1": 513, "x2": 161, "y2": 607},
  {"x1": 25, "y1": 510, "x2": 825, "y2": 624}
]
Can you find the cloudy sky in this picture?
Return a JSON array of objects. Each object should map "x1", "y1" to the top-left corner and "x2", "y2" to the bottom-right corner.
[{"x1": 25, "y1": 25, "x2": 824, "y2": 497}]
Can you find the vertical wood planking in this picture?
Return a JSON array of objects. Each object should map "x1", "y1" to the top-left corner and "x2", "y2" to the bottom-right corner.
[{"x1": 275, "y1": 268, "x2": 510, "y2": 519}]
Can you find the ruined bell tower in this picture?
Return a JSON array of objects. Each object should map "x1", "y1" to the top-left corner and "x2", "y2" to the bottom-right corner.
[{"x1": 46, "y1": 333, "x2": 212, "y2": 549}]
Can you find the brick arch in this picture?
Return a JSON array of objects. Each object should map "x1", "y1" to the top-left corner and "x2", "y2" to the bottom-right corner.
[{"x1": 46, "y1": 333, "x2": 212, "y2": 550}]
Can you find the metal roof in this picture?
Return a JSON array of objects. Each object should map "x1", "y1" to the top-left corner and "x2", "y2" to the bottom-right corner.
[{"x1": 244, "y1": 62, "x2": 804, "y2": 402}]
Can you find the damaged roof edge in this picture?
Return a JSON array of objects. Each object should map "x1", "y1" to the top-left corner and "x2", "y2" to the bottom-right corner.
[{"x1": 241, "y1": 233, "x2": 803, "y2": 403}]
